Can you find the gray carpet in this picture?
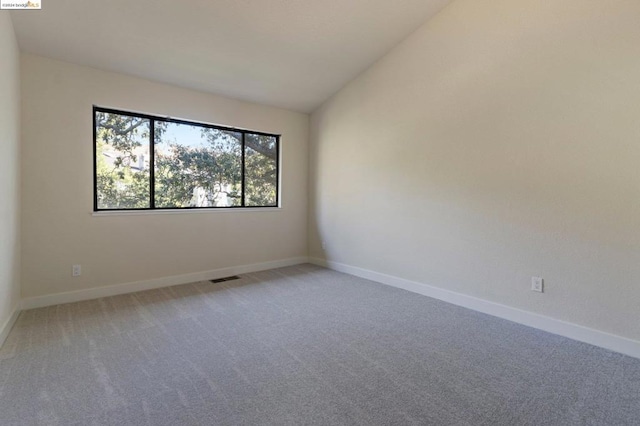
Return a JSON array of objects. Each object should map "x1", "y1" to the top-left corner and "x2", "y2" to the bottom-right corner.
[{"x1": 1, "y1": 264, "x2": 639, "y2": 425}]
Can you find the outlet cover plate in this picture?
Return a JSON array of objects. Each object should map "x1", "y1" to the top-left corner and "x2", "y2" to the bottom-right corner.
[{"x1": 531, "y1": 276, "x2": 543, "y2": 293}]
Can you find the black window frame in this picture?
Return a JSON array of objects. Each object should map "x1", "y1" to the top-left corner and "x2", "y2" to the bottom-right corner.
[{"x1": 93, "y1": 106, "x2": 280, "y2": 212}]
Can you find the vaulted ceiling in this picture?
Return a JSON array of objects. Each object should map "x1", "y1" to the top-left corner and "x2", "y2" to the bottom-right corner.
[{"x1": 10, "y1": 0, "x2": 453, "y2": 112}]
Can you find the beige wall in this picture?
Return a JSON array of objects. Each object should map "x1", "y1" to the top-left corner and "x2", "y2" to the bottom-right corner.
[
  {"x1": 21, "y1": 54, "x2": 308, "y2": 298},
  {"x1": 310, "y1": 0, "x2": 640, "y2": 340},
  {"x1": 0, "y1": 13, "x2": 21, "y2": 330}
]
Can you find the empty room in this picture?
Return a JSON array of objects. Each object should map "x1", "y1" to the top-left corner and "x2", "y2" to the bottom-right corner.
[{"x1": 1, "y1": 0, "x2": 639, "y2": 424}]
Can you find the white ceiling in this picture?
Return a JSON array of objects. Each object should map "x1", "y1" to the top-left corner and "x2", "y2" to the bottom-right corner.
[{"x1": 10, "y1": 0, "x2": 452, "y2": 112}]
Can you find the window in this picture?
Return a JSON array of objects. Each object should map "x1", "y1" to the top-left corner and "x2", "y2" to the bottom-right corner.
[{"x1": 93, "y1": 107, "x2": 280, "y2": 211}]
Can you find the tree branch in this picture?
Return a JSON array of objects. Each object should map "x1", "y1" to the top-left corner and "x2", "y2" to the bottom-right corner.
[
  {"x1": 98, "y1": 118, "x2": 147, "y2": 136},
  {"x1": 244, "y1": 138, "x2": 277, "y2": 161}
]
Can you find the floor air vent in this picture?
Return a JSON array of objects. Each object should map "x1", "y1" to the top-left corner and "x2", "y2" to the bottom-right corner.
[{"x1": 210, "y1": 275, "x2": 240, "y2": 284}]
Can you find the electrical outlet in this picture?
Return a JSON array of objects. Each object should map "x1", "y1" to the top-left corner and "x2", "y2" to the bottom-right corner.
[
  {"x1": 321, "y1": 241, "x2": 326, "y2": 250},
  {"x1": 531, "y1": 276, "x2": 543, "y2": 293},
  {"x1": 72, "y1": 265, "x2": 81, "y2": 277}
]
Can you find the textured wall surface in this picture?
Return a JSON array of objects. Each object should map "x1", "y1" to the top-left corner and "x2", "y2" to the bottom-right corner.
[
  {"x1": 21, "y1": 54, "x2": 309, "y2": 298},
  {"x1": 0, "y1": 13, "x2": 21, "y2": 335},
  {"x1": 310, "y1": 0, "x2": 640, "y2": 340}
]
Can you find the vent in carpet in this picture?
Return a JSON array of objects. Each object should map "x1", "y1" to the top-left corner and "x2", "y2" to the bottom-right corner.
[{"x1": 210, "y1": 276, "x2": 240, "y2": 284}]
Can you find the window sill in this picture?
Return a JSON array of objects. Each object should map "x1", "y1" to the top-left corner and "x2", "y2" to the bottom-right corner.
[{"x1": 92, "y1": 207, "x2": 282, "y2": 217}]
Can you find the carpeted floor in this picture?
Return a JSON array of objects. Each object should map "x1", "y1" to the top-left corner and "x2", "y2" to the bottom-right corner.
[{"x1": 1, "y1": 264, "x2": 639, "y2": 425}]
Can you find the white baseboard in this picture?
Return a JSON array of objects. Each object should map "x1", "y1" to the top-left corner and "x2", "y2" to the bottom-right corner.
[
  {"x1": 0, "y1": 304, "x2": 20, "y2": 348},
  {"x1": 21, "y1": 257, "x2": 309, "y2": 310},
  {"x1": 309, "y1": 257, "x2": 640, "y2": 360}
]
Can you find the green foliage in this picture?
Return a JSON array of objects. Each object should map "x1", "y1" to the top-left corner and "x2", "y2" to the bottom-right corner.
[
  {"x1": 95, "y1": 112, "x2": 277, "y2": 209},
  {"x1": 245, "y1": 134, "x2": 277, "y2": 206},
  {"x1": 155, "y1": 128, "x2": 242, "y2": 207},
  {"x1": 95, "y1": 113, "x2": 152, "y2": 209}
]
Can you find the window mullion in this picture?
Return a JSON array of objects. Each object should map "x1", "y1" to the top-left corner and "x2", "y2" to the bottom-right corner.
[
  {"x1": 150, "y1": 119, "x2": 156, "y2": 209},
  {"x1": 241, "y1": 132, "x2": 246, "y2": 207}
]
